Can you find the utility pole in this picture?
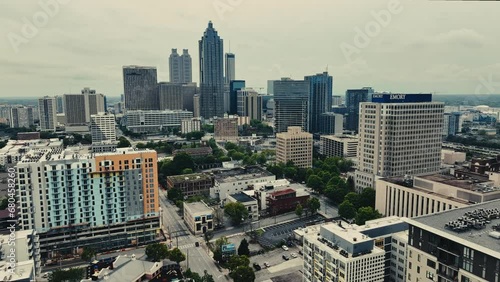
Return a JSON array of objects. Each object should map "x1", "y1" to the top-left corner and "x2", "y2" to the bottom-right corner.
[{"x1": 187, "y1": 249, "x2": 189, "y2": 270}]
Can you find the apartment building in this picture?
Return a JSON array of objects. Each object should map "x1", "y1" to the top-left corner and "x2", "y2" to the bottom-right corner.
[
  {"x1": 123, "y1": 110, "x2": 193, "y2": 133},
  {"x1": 16, "y1": 146, "x2": 160, "y2": 259},
  {"x1": 406, "y1": 200, "x2": 500, "y2": 282}
]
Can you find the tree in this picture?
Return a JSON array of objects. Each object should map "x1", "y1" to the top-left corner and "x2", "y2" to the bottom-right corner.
[
  {"x1": 172, "y1": 153, "x2": 195, "y2": 173},
  {"x1": 307, "y1": 197, "x2": 321, "y2": 215},
  {"x1": 359, "y1": 188, "x2": 376, "y2": 208},
  {"x1": 355, "y1": 206, "x2": 382, "y2": 225},
  {"x1": 339, "y1": 200, "x2": 357, "y2": 220},
  {"x1": 230, "y1": 265, "x2": 255, "y2": 282},
  {"x1": 48, "y1": 268, "x2": 85, "y2": 282},
  {"x1": 182, "y1": 168, "x2": 194, "y2": 174},
  {"x1": 81, "y1": 247, "x2": 96, "y2": 262},
  {"x1": 145, "y1": 243, "x2": 170, "y2": 262},
  {"x1": 307, "y1": 175, "x2": 323, "y2": 192},
  {"x1": 168, "y1": 248, "x2": 186, "y2": 264},
  {"x1": 213, "y1": 206, "x2": 224, "y2": 228},
  {"x1": 224, "y1": 202, "x2": 249, "y2": 225},
  {"x1": 227, "y1": 255, "x2": 250, "y2": 272},
  {"x1": 167, "y1": 188, "x2": 183, "y2": 202},
  {"x1": 213, "y1": 237, "x2": 228, "y2": 262},
  {"x1": 184, "y1": 268, "x2": 202, "y2": 282},
  {"x1": 295, "y1": 203, "x2": 303, "y2": 218},
  {"x1": 201, "y1": 270, "x2": 215, "y2": 282},
  {"x1": 117, "y1": 136, "x2": 131, "y2": 148},
  {"x1": 237, "y1": 238, "x2": 250, "y2": 256},
  {"x1": 204, "y1": 231, "x2": 214, "y2": 245},
  {"x1": 344, "y1": 192, "x2": 360, "y2": 210}
]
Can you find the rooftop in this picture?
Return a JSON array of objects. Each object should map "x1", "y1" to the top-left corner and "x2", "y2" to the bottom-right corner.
[
  {"x1": 418, "y1": 173, "x2": 492, "y2": 191},
  {"x1": 95, "y1": 254, "x2": 161, "y2": 282},
  {"x1": 229, "y1": 192, "x2": 257, "y2": 203},
  {"x1": 183, "y1": 201, "x2": 213, "y2": 214},
  {"x1": 167, "y1": 173, "x2": 212, "y2": 183},
  {"x1": 411, "y1": 200, "x2": 500, "y2": 255},
  {"x1": 212, "y1": 166, "x2": 275, "y2": 183},
  {"x1": 270, "y1": 188, "x2": 295, "y2": 197}
]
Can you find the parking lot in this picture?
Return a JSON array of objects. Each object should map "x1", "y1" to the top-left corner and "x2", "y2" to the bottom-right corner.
[
  {"x1": 249, "y1": 245, "x2": 304, "y2": 281},
  {"x1": 258, "y1": 215, "x2": 324, "y2": 248}
]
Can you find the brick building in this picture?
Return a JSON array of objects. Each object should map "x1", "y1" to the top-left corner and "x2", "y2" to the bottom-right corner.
[
  {"x1": 166, "y1": 173, "x2": 214, "y2": 197},
  {"x1": 267, "y1": 188, "x2": 310, "y2": 215}
]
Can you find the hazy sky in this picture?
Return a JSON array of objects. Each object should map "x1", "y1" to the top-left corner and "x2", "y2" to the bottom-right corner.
[{"x1": 1, "y1": 0, "x2": 500, "y2": 98}]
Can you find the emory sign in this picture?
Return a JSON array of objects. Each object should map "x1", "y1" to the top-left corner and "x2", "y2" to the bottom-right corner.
[{"x1": 390, "y1": 94, "x2": 406, "y2": 100}]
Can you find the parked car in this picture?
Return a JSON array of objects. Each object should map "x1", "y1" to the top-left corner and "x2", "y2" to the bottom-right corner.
[
  {"x1": 264, "y1": 262, "x2": 270, "y2": 268},
  {"x1": 253, "y1": 263, "x2": 261, "y2": 271},
  {"x1": 291, "y1": 253, "x2": 297, "y2": 258},
  {"x1": 282, "y1": 254, "x2": 290, "y2": 260},
  {"x1": 298, "y1": 250, "x2": 303, "y2": 255},
  {"x1": 195, "y1": 242, "x2": 200, "y2": 247},
  {"x1": 287, "y1": 241, "x2": 293, "y2": 247},
  {"x1": 282, "y1": 245, "x2": 289, "y2": 251}
]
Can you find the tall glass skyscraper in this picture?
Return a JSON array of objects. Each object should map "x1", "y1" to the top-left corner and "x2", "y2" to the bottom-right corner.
[
  {"x1": 199, "y1": 21, "x2": 224, "y2": 118},
  {"x1": 225, "y1": 53, "x2": 235, "y2": 84},
  {"x1": 229, "y1": 80, "x2": 245, "y2": 114},
  {"x1": 169, "y1": 49, "x2": 192, "y2": 83},
  {"x1": 123, "y1": 66, "x2": 158, "y2": 110},
  {"x1": 274, "y1": 78, "x2": 310, "y2": 133},
  {"x1": 305, "y1": 72, "x2": 333, "y2": 134},
  {"x1": 345, "y1": 87, "x2": 373, "y2": 132}
]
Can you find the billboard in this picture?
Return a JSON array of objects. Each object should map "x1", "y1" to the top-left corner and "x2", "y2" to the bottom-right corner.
[{"x1": 371, "y1": 93, "x2": 432, "y2": 103}]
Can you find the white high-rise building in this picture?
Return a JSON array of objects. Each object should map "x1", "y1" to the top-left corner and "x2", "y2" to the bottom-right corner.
[
  {"x1": 38, "y1": 96, "x2": 57, "y2": 131},
  {"x1": 90, "y1": 113, "x2": 116, "y2": 143},
  {"x1": 181, "y1": 118, "x2": 201, "y2": 134},
  {"x1": 276, "y1": 126, "x2": 313, "y2": 168},
  {"x1": 355, "y1": 94, "x2": 444, "y2": 192}
]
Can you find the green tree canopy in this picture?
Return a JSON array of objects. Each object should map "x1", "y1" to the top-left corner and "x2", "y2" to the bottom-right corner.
[
  {"x1": 145, "y1": 243, "x2": 170, "y2": 262},
  {"x1": 224, "y1": 202, "x2": 249, "y2": 225},
  {"x1": 355, "y1": 206, "x2": 382, "y2": 225},
  {"x1": 307, "y1": 175, "x2": 323, "y2": 192},
  {"x1": 339, "y1": 200, "x2": 357, "y2": 220},
  {"x1": 230, "y1": 265, "x2": 255, "y2": 282},
  {"x1": 344, "y1": 192, "x2": 360, "y2": 210},
  {"x1": 307, "y1": 197, "x2": 321, "y2": 215},
  {"x1": 81, "y1": 247, "x2": 96, "y2": 262},
  {"x1": 227, "y1": 255, "x2": 250, "y2": 273},
  {"x1": 295, "y1": 203, "x2": 303, "y2": 217},
  {"x1": 359, "y1": 188, "x2": 376, "y2": 208},
  {"x1": 168, "y1": 247, "x2": 186, "y2": 264},
  {"x1": 237, "y1": 238, "x2": 250, "y2": 256},
  {"x1": 117, "y1": 136, "x2": 131, "y2": 148},
  {"x1": 167, "y1": 188, "x2": 183, "y2": 202}
]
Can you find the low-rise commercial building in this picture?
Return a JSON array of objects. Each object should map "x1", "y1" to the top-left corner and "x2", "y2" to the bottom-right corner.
[
  {"x1": 441, "y1": 149, "x2": 466, "y2": 165},
  {"x1": 123, "y1": 110, "x2": 193, "y2": 133},
  {"x1": 183, "y1": 202, "x2": 214, "y2": 235},
  {"x1": 226, "y1": 192, "x2": 259, "y2": 220},
  {"x1": 210, "y1": 166, "x2": 276, "y2": 201},
  {"x1": 181, "y1": 118, "x2": 201, "y2": 134},
  {"x1": 265, "y1": 187, "x2": 310, "y2": 216},
  {"x1": 167, "y1": 173, "x2": 213, "y2": 197},
  {"x1": 172, "y1": 147, "x2": 212, "y2": 158},
  {"x1": 214, "y1": 117, "x2": 238, "y2": 142}
]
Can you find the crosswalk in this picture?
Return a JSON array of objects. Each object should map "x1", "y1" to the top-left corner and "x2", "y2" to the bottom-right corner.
[{"x1": 177, "y1": 243, "x2": 195, "y2": 250}]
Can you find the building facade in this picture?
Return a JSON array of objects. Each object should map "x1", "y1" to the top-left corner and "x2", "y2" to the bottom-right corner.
[
  {"x1": 266, "y1": 188, "x2": 309, "y2": 216},
  {"x1": 123, "y1": 110, "x2": 193, "y2": 133},
  {"x1": 38, "y1": 96, "x2": 57, "y2": 131},
  {"x1": 274, "y1": 78, "x2": 310, "y2": 133},
  {"x1": 443, "y1": 112, "x2": 461, "y2": 136},
  {"x1": 183, "y1": 202, "x2": 214, "y2": 235},
  {"x1": 320, "y1": 135, "x2": 358, "y2": 158},
  {"x1": 226, "y1": 192, "x2": 259, "y2": 220},
  {"x1": 225, "y1": 53, "x2": 235, "y2": 84},
  {"x1": 345, "y1": 87, "x2": 373, "y2": 132},
  {"x1": 229, "y1": 80, "x2": 246, "y2": 115},
  {"x1": 158, "y1": 82, "x2": 184, "y2": 110},
  {"x1": 181, "y1": 118, "x2": 201, "y2": 134},
  {"x1": 406, "y1": 201, "x2": 500, "y2": 282},
  {"x1": 214, "y1": 117, "x2": 238, "y2": 141},
  {"x1": 276, "y1": 126, "x2": 313, "y2": 168},
  {"x1": 169, "y1": 49, "x2": 192, "y2": 84},
  {"x1": 90, "y1": 113, "x2": 116, "y2": 143},
  {"x1": 167, "y1": 173, "x2": 213, "y2": 197},
  {"x1": 199, "y1": 21, "x2": 224, "y2": 118},
  {"x1": 16, "y1": 147, "x2": 160, "y2": 258},
  {"x1": 318, "y1": 112, "x2": 343, "y2": 135},
  {"x1": 64, "y1": 88, "x2": 106, "y2": 126},
  {"x1": 305, "y1": 72, "x2": 333, "y2": 134},
  {"x1": 123, "y1": 66, "x2": 158, "y2": 110},
  {"x1": 355, "y1": 93, "x2": 444, "y2": 191},
  {"x1": 10, "y1": 107, "x2": 34, "y2": 128},
  {"x1": 237, "y1": 88, "x2": 263, "y2": 121}
]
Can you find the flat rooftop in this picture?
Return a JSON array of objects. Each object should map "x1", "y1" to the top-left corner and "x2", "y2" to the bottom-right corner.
[
  {"x1": 212, "y1": 166, "x2": 274, "y2": 183},
  {"x1": 167, "y1": 173, "x2": 212, "y2": 183},
  {"x1": 229, "y1": 192, "x2": 257, "y2": 203},
  {"x1": 411, "y1": 200, "x2": 500, "y2": 254},
  {"x1": 418, "y1": 173, "x2": 491, "y2": 191},
  {"x1": 184, "y1": 202, "x2": 212, "y2": 214}
]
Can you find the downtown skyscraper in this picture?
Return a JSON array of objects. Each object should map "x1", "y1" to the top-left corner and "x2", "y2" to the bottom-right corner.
[
  {"x1": 225, "y1": 53, "x2": 235, "y2": 84},
  {"x1": 38, "y1": 96, "x2": 57, "y2": 131},
  {"x1": 345, "y1": 87, "x2": 373, "y2": 132},
  {"x1": 305, "y1": 72, "x2": 333, "y2": 134},
  {"x1": 169, "y1": 49, "x2": 192, "y2": 84},
  {"x1": 123, "y1": 66, "x2": 158, "y2": 110},
  {"x1": 274, "y1": 78, "x2": 310, "y2": 133},
  {"x1": 199, "y1": 21, "x2": 224, "y2": 118}
]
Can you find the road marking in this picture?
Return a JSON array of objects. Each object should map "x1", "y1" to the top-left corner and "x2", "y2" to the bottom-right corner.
[{"x1": 178, "y1": 243, "x2": 194, "y2": 250}]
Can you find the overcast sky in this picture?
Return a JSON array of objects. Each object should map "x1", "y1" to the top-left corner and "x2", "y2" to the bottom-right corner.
[{"x1": 1, "y1": 0, "x2": 500, "y2": 98}]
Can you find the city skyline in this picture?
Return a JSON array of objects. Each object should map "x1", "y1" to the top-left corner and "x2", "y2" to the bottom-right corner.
[{"x1": 1, "y1": 1, "x2": 500, "y2": 97}]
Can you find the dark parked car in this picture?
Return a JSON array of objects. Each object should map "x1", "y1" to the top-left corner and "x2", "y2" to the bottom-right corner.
[
  {"x1": 253, "y1": 263, "x2": 261, "y2": 271},
  {"x1": 195, "y1": 242, "x2": 200, "y2": 247},
  {"x1": 299, "y1": 250, "x2": 303, "y2": 255},
  {"x1": 287, "y1": 241, "x2": 293, "y2": 247},
  {"x1": 282, "y1": 254, "x2": 290, "y2": 260}
]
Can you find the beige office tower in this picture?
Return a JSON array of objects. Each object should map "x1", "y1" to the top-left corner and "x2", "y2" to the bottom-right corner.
[
  {"x1": 276, "y1": 126, "x2": 313, "y2": 168},
  {"x1": 355, "y1": 94, "x2": 444, "y2": 192}
]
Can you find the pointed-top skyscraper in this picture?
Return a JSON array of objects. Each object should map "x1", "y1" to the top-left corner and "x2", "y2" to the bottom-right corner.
[{"x1": 199, "y1": 21, "x2": 224, "y2": 118}]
